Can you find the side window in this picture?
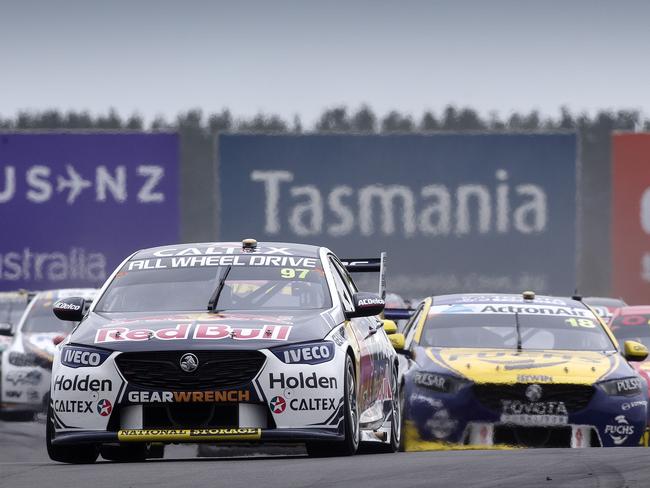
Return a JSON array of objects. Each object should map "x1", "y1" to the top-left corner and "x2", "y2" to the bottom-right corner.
[
  {"x1": 328, "y1": 257, "x2": 355, "y2": 312},
  {"x1": 337, "y1": 262, "x2": 358, "y2": 294},
  {"x1": 404, "y1": 303, "x2": 425, "y2": 348}
]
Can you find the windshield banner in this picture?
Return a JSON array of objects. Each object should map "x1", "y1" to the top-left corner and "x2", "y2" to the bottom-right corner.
[
  {"x1": 218, "y1": 134, "x2": 578, "y2": 297},
  {"x1": 0, "y1": 133, "x2": 179, "y2": 290}
]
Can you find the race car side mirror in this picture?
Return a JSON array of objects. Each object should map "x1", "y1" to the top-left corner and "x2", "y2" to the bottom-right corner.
[
  {"x1": 623, "y1": 340, "x2": 649, "y2": 362},
  {"x1": 53, "y1": 297, "x2": 86, "y2": 322},
  {"x1": 0, "y1": 322, "x2": 13, "y2": 337},
  {"x1": 383, "y1": 320, "x2": 398, "y2": 334},
  {"x1": 346, "y1": 292, "x2": 385, "y2": 319},
  {"x1": 389, "y1": 333, "x2": 406, "y2": 352}
]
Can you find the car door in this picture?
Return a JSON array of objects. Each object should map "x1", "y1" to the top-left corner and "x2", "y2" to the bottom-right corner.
[{"x1": 328, "y1": 255, "x2": 388, "y2": 427}]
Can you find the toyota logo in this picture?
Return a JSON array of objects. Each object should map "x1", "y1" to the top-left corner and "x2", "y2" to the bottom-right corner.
[
  {"x1": 179, "y1": 353, "x2": 199, "y2": 373},
  {"x1": 525, "y1": 384, "x2": 543, "y2": 402}
]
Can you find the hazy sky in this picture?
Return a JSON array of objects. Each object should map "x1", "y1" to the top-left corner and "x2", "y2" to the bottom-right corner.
[{"x1": 1, "y1": 0, "x2": 649, "y2": 125}]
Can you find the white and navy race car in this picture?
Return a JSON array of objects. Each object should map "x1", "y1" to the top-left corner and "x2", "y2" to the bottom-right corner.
[
  {"x1": 1, "y1": 289, "x2": 97, "y2": 420},
  {"x1": 0, "y1": 291, "x2": 33, "y2": 354},
  {"x1": 47, "y1": 240, "x2": 401, "y2": 463}
]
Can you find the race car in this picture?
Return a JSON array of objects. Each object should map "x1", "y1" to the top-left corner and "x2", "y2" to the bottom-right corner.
[
  {"x1": 609, "y1": 306, "x2": 650, "y2": 407},
  {"x1": 583, "y1": 297, "x2": 627, "y2": 325},
  {"x1": 47, "y1": 240, "x2": 400, "y2": 463},
  {"x1": 0, "y1": 289, "x2": 97, "y2": 420},
  {"x1": 391, "y1": 292, "x2": 649, "y2": 449},
  {"x1": 0, "y1": 291, "x2": 33, "y2": 353}
]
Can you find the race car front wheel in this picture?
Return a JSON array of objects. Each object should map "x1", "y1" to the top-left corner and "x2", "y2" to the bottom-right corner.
[
  {"x1": 306, "y1": 354, "x2": 360, "y2": 457},
  {"x1": 46, "y1": 404, "x2": 98, "y2": 464}
]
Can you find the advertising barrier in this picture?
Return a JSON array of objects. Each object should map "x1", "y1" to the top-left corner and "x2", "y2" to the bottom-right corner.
[
  {"x1": 0, "y1": 133, "x2": 179, "y2": 291},
  {"x1": 219, "y1": 134, "x2": 577, "y2": 298},
  {"x1": 612, "y1": 133, "x2": 650, "y2": 304}
]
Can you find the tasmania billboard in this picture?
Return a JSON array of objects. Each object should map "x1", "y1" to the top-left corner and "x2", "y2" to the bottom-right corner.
[
  {"x1": 0, "y1": 133, "x2": 179, "y2": 291},
  {"x1": 219, "y1": 134, "x2": 577, "y2": 298},
  {"x1": 612, "y1": 133, "x2": 650, "y2": 303}
]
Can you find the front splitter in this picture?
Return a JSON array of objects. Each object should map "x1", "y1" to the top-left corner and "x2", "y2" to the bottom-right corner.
[{"x1": 52, "y1": 428, "x2": 344, "y2": 445}]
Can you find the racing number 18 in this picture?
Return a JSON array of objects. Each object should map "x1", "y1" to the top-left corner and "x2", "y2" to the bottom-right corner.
[{"x1": 565, "y1": 318, "x2": 596, "y2": 328}]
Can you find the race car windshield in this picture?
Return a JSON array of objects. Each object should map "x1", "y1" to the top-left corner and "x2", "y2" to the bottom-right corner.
[
  {"x1": 420, "y1": 309, "x2": 615, "y2": 351},
  {"x1": 0, "y1": 302, "x2": 27, "y2": 326},
  {"x1": 95, "y1": 260, "x2": 332, "y2": 312},
  {"x1": 22, "y1": 298, "x2": 75, "y2": 334},
  {"x1": 611, "y1": 315, "x2": 650, "y2": 349}
]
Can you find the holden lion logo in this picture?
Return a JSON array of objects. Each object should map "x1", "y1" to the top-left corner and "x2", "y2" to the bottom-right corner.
[
  {"x1": 97, "y1": 399, "x2": 112, "y2": 417},
  {"x1": 270, "y1": 396, "x2": 286, "y2": 414},
  {"x1": 525, "y1": 384, "x2": 543, "y2": 402},
  {"x1": 179, "y1": 353, "x2": 199, "y2": 373}
]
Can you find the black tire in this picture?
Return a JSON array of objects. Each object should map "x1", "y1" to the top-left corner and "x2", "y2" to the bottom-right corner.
[
  {"x1": 368, "y1": 363, "x2": 401, "y2": 453},
  {"x1": 306, "y1": 354, "x2": 359, "y2": 457},
  {"x1": 46, "y1": 405, "x2": 98, "y2": 464},
  {"x1": 398, "y1": 383, "x2": 406, "y2": 452},
  {"x1": 100, "y1": 444, "x2": 147, "y2": 462},
  {"x1": 379, "y1": 363, "x2": 402, "y2": 453}
]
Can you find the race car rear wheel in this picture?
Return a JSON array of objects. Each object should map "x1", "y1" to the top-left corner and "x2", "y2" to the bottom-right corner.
[
  {"x1": 371, "y1": 362, "x2": 401, "y2": 453},
  {"x1": 386, "y1": 363, "x2": 401, "y2": 452},
  {"x1": 398, "y1": 384, "x2": 406, "y2": 452},
  {"x1": 306, "y1": 354, "x2": 359, "y2": 457},
  {"x1": 46, "y1": 404, "x2": 98, "y2": 464}
]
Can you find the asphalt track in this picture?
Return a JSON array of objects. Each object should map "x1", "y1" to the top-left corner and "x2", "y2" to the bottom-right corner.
[{"x1": 2, "y1": 419, "x2": 650, "y2": 488}]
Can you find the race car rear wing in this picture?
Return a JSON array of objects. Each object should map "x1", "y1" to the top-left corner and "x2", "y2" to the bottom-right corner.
[{"x1": 341, "y1": 252, "x2": 387, "y2": 299}]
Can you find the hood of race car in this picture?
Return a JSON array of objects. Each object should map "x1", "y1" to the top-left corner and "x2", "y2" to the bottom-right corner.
[
  {"x1": 421, "y1": 347, "x2": 629, "y2": 385},
  {"x1": 68, "y1": 309, "x2": 336, "y2": 352}
]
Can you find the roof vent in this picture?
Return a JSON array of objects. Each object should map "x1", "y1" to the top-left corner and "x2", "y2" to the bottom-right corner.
[{"x1": 522, "y1": 290, "x2": 535, "y2": 301}]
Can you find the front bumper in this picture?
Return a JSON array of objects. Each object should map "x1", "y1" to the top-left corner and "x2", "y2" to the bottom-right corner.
[
  {"x1": 52, "y1": 428, "x2": 343, "y2": 446},
  {"x1": 405, "y1": 381, "x2": 648, "y2": 448}
]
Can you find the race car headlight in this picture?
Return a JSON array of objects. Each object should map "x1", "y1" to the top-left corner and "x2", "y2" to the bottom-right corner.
[
  {"x1": 271, "y1": 341, "x2": 335, "y2": 365},
  {"x1": 413, "y1": 372, "x2": 470, "y2": 394},
  {"x1": 597, "y1": 377, "x2": 644, "y2": 396}
]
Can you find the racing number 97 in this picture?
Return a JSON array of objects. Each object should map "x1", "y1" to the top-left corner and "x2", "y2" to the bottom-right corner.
[
  {"x1": 280, "y1": 268, "x2": 310, "y2": 279},
  {"x1": 565, "y1": 318, "x2": 596, "y2": 328}
]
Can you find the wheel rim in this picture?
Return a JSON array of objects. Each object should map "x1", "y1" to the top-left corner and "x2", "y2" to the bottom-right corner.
[
  {"x1": 391, "y1": 368, "x2": 401, "y2": 444},
  {"x1": 347, "y1": 361, "x2": 359, "y2": 446}
]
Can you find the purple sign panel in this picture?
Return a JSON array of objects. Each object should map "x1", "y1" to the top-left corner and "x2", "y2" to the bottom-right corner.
[{"x1": 0, "y1": 133, "x2": 179, "y2": 290}]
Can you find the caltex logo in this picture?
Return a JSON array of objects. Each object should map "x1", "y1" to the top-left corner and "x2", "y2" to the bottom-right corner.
[
  {"x1": 97, "y1": 399, "x2": 112, "y2": 416},
  {"x1": 270, "y1": 396, "x2": 286, "y2": 414}
]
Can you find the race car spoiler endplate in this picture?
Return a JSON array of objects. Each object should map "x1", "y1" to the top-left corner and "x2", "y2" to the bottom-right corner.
[{"x1": 51, "y1": 428, "x2": 344, "y2": 445}]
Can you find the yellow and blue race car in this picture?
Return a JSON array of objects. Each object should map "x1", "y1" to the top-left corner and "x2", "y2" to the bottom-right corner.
[{"x1": 391, "y1": 292, "x2": 649, "y2": 449}]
